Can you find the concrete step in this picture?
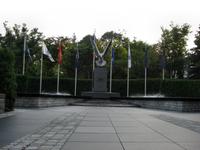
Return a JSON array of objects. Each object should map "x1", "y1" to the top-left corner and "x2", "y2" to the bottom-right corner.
[{"x1": 70, "y1": 100, "x2": 136, "y2": 107}]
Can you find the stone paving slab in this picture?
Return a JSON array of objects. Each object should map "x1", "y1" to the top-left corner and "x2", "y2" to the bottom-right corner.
[
  {"x1": 62, "y1": 142, "x2": 124, "y2": 150},
  {"x1": 123, "y1": 142, "x2": 184, "y2": 150},
  {"x1": 1, "y1": 106, "x2": 200, "y2": 150},
  {"x1": 1, "y1": 113, "x2": 84, "y2": 150},
  {"x1": 152, "y1": 114, "x2": 200, "y2": 134},
  {"x1": 68, "y1": 133, "x2": 119, "y2": 142}
]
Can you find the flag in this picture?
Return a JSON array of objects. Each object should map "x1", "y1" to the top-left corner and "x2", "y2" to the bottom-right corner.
[
  {"x1": 128, "y1": 43, "x2": 131, "y2": 68},
  {"x1": 144, "y1": 45, "x2": 148, "y2": 68},
  {"x1": 75, "y1": 43, "x2": 79, "y2": 69},
  {"x1": 160, "y1": 51, "x2": 165, "y2": 69},
  {"x1": 42, "y1": 42, "x2": 55, "y2": 62},
  {"x1": 58, "y1": 42, "x2": 62, "y2": 64},
  {"x1": 26, "y1": 48, "x2": 32, "y2": 61},
  {"x1": 111, "y1": 48, "x2": 115, "y2": 64}
]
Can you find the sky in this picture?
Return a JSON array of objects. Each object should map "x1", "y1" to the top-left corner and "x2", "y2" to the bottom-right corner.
[{"x1": 0, "y1": 0, "x2": 200, "y2": 48}]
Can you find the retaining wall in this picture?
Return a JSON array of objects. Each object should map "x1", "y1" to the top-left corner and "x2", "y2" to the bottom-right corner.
[
  {"x1": 129, "y1": 99, "x2": 200, "y2": 112},
  {"x1": 15, "y1": 96, "x2": 81, "y2": 108}
]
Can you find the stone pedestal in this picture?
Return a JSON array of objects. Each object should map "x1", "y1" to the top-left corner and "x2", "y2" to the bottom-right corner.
[
  {"x1": 93, "y1": 67, "x2": 107, "y2": 92},
  {"x1": 81, "y1": 67, "x2": 120, "y2": 98},
  {"x1": 0, "y1": 93, "x2": 5, "y2": 113}
]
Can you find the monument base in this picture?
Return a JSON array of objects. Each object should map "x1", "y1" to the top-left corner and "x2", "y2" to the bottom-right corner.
[{"x1": 81, "y1": 92, "x2": 120, "y2": 99}]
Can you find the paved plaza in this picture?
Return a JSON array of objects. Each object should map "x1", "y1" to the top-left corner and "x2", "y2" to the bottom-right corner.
[{"x1": 0, "y1": 106, "x2": 200, "y2": 150}]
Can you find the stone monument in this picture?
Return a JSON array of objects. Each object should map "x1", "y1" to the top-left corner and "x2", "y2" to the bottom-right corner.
[{"x1": 81, "y1": 36, "x2": 120, "y2": 98}]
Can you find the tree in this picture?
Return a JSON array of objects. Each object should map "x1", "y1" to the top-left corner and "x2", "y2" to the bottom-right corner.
[
  {"x1": 0, "y1": 46, "x2": 16, "y2": 111},
  {"x1": 160, "y1": 23, "x2": 190, "y2": 78},
  {"x1": 189, "y1": 25, "x2": 200, "y2": 79},
  {"x1": 0, "y1": 22, "x2": 45, "y2": 75}
]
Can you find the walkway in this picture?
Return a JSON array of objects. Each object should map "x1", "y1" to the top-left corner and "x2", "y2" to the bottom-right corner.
[{"x1": 0, "y1": 106, "x2": 200, "y2": 150}]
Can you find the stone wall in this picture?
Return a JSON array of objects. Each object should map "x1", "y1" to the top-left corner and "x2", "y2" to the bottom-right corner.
[
  {"x1": 15, "y1": 97, "x2": 81, "y2": 108},
  {"x1": 0, "y1": 93, "x2": 5, "y2": 113},
  {"x1": 129, "y1": 99, "x2": 200, "y2": 112}
]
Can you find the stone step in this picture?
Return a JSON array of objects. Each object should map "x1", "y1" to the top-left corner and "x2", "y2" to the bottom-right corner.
[{"x1": 71, "y1": 100, "x2": 136, "y2": 107}]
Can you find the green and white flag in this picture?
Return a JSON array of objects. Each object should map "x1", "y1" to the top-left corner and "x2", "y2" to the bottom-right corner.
[{"x1": 42, "y1": 42, "x2": 55, "y2": 62}]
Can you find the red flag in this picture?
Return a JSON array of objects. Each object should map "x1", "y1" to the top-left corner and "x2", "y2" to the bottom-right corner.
[{"x1": 58, "y1": 42, "x2": 62, "y2": 64}]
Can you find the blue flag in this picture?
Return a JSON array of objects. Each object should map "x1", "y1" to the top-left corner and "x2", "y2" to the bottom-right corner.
[
  {"x1": 160, "y1": 51, "x2": 165, "y2": 69},
  {"x1": 111, "y1": 48, "x2": 115, "y2": 64}
]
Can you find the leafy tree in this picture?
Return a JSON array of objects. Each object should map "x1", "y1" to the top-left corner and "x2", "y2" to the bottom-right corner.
[
  {"x1": 160, "y1": 23, "x2": 190, "y2": 78},
  {"x1": 189, "y1": 25, "x2": 200, "y2": 78},
  {"x1": 1, "y1": 22, "x2": 44, "y2": 75}
]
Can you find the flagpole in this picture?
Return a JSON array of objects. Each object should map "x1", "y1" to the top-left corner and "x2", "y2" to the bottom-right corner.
[
  {"x1": 92, "y1": 48, "x2": 95, "y2": 91},
  {"x1": 57, "y1": 64, "x2": 60, "y2": 93},
  {"x1": 74, "y1": 43, "x2": 79, "y2": 96},
  {"x1": 144, "y1": 67, "x2": 147, "y2": 96},
  {"x1": 109, "y1": 49, "x2": 113, "y2": 93},
  {"x1": 127, "y1": 42, "x2": 131, "y2": 97},
  {"x1": 22, "y1": 35, "x2": 26, "y2": 75},
  {"x1": 127, "y1": 67, "x2": 130, "y2": 97},
  {"x1": 144, "y1": 45, "x2": 147, "y2": 96},
  {"x1": 39, "y1": 50, "x2": 43, "y2": 94},
  {"x1": 162, "y1": 68, "x2": 165, "y2": 80},
  {"x1": 74, "y1": 67, "x2": 78, "y2": 96}
]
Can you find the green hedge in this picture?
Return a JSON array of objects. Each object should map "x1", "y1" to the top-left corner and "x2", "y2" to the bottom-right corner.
[
  {"x1": 0, "y1": 48, "x2": 16, "y2": 111},
  {"x1": 16, "y1": 75, "x2": 200, "y2": 97}
]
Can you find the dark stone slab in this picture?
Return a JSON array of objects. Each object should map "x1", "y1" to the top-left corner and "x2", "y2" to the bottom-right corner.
[
  {"x1": 81, "y1": 92, "x2": 120, "y2": 98},
  {"x1": 152, "y1": 114, "x2": 200, "y2": 134}
]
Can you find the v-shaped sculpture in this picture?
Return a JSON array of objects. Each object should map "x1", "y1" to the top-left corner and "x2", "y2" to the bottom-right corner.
[{"x1": 90, "y1": 36, "x2": 112, "y2": 67}]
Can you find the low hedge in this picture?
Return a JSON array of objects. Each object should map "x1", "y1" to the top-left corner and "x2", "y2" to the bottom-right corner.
[
  {"x1": 16, "y1": 75, "x2": 200, "y2": 97},
  {"x1": 0, "y1": 48, "x2": 16, "y2": 111}
]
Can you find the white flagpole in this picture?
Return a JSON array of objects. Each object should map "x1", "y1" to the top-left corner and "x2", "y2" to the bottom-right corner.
[
  {"x1": 22, "y1": 35, "x2": 26, "y2": 75},
  {"x1": 74, "y1": 67, "x2": 78, "y2": 96},
  {"x1": 57, "y1": 64, "x2": 60, "y2": 93},
  {"x1": 74, "y1": 43, "x2": 79, "y2": 96},
  {"x1": 144, "y1": 45, "x2": 147, "y2": 96},
  {"x1": 92, "y1": 48, "x2": 95, "y2": 91},
  {"x1": 127, "y1": 67, "x2": 130, "y2": 97},
  {"x1": 127, "y1": 42, "x2": 131, "y2": 97},
  {"x1": 39, "y1": 50, "x2": 43, "y2": 94},
  {"x1": 144, "y1": 67, "x2": 147, "y2": 96},
  {"x1": 109, "y1": 49, "x2": 113, "y2": 93}
]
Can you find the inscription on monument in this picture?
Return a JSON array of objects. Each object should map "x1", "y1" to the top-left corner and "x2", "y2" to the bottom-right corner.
[{"x1": 94, "y1": 67, "x2": 107, "y2": 92}]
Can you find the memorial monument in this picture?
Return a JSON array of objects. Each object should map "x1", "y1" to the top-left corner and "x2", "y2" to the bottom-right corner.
[{"x1": 81, "y1": 36, "x2": 120, "y2": 98}]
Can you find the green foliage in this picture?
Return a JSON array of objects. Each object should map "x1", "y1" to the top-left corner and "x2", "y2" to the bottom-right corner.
[
  {"x1": 16, "y1": 75, "x2": 200, "y2": 97},
  {"x1": 161, "y1": 79, "x2": 200, "y2": 97},
  {"x1": 189, "y1": 25, "x2": 200, "y2": 79},
  {"x1": 0, "y1": 47, "x2": 16, "y2": 111},
  {"x1": 160, "y1": 23, "x2": 190, "y2": 78}
]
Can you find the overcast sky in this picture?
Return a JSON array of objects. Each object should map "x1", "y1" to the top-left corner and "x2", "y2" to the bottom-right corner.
[{"x1": 0, "y1": 0, "x2": 199, "y2": 48}]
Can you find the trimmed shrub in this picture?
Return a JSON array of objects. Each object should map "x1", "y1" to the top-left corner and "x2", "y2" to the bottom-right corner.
[
  {"x1": 0, "y1": 47, "x2": 16, "y2": 111},
  {"x1": 16, "y1": 75, "x2": 200, "y2": 97}
]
